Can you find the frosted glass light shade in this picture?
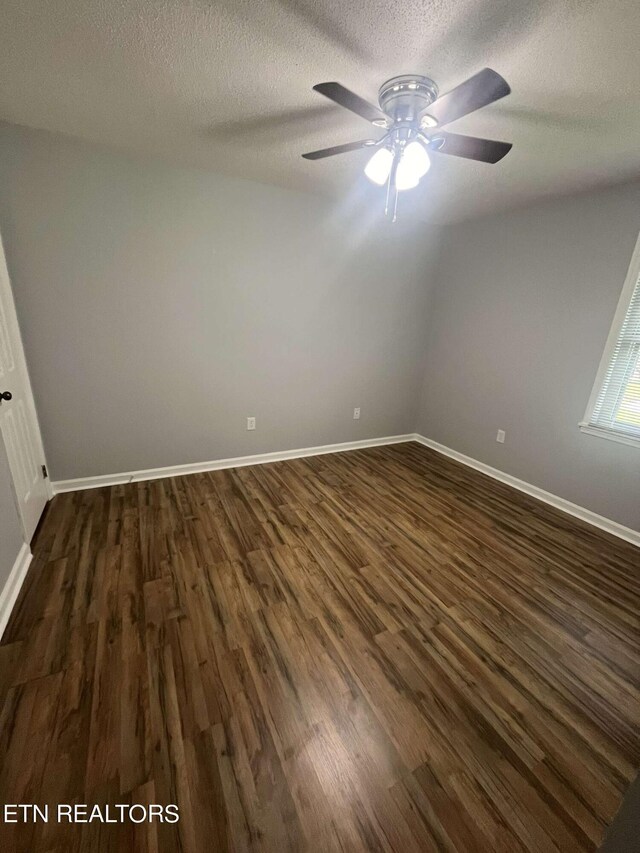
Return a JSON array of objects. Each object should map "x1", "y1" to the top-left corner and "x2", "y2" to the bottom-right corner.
[
  {"x1": 364, "y1": 148, "x2": 393, "y2": 185},
  {"x1": 395, "y1": 168, "x2": 420, "y2": 191},
  {"x1": 396, "y1": 140, "x2": 430, "y2": 191}
]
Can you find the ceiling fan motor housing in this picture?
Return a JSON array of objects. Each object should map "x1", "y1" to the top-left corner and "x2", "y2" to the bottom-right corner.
[{"x1": 377, "y1": 75, "x2": 439, "y2": 125}]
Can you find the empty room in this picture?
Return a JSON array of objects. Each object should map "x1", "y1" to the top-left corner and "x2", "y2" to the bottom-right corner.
[{"x1": 0, "y1": 0, "x2": 639, "y2": 850}]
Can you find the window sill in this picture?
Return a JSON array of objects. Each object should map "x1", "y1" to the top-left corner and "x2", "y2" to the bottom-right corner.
[{"x1": 578, "y1": 423, "x2": 640, "y2": 448}]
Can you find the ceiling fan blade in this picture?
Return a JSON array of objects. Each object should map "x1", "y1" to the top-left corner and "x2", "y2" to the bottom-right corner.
[
  {"x1": 428, "y1": 132, "x2": 512, "y2": 163},
  {"x1": 302, "y1": 139, "x2": 375, "y2": 160},
  {"x1": 423, "y1": 68, "x2": 510, "y2": 127},
  {"x1": 313, "y1": 82, "x2": 388, "y2": 125}
]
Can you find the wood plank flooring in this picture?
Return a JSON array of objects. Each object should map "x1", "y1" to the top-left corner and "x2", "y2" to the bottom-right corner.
[{"x1": 0, "y1": 441, "x2": 638, "y2": 852}]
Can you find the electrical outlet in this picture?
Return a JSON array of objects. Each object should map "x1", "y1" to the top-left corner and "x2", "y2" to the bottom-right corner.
[
  {"x1": 353, "y1": 407, "x2": 361, "y2": 420},
  {"x1": 496, "y1": 429, "x2": 506, "y2": 443},
  {"x1": 247, "y1": 417, "x2": 256, "y2": 431}
]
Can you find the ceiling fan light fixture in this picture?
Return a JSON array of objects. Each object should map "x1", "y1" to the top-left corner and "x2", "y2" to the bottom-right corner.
[
  {"x1": 395, "y1": 140, "x2": 430, "y2": 191},
  {"x1": 304, "y1": 69, "x2": 512, "y2": 217},
  {"x1": 395, "y1": 168, "x2": 420, "y2": 192},
  {"x1": 364, "y1": 147, "x2": 393, "y2": 185}
]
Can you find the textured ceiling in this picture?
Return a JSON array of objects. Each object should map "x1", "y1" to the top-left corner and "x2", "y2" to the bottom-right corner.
[{"x1": 0, "y1": 0, "x2": 639, "y2": 222}]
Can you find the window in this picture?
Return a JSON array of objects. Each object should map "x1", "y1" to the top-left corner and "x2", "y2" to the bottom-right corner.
[{"x1": 580, "y1": 232, "x2": 640, "y2": 446}]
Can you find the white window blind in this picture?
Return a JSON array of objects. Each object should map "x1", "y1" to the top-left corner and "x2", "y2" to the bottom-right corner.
[{"x1": 582, "y1": 233, "x2": 640, "y2": 444}]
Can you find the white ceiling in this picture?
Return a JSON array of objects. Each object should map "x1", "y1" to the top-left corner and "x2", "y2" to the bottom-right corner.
[{"x1": 1, "y1": 0, "x2": 639, "y2": 222}]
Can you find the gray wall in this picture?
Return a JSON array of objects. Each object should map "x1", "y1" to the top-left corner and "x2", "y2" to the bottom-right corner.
[
  {"x1": 416, "y1": 182, "x2": 640, "y2": 531},
  {"x1": 0, "y1": 435, "x2": 24, "y2": 595},
  {"x1": 0, "y1": 123, "x2": 440, "y2": 480},
  {"x1": 1, "y1": 121, "x2": 637, "y2": 533}
]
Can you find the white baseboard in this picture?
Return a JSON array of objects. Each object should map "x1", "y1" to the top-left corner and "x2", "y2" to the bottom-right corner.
[
  {"x1": 49, "y1": 432, "x2": 639, "y2": 547},
  {"x1": 0, "y1": 541, "x2": 32, "y2": 640},
  {"x1": 51, "y1": 434, "x2": 415, "y2": 494},
  {"x1": 413, "y1": 434, "x2": 640, "y2": 547}
]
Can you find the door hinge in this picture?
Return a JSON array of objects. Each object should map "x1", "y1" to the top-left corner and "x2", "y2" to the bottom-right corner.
[{"x1": 41, "y1": 464, "x2": 48, "y2": 479}]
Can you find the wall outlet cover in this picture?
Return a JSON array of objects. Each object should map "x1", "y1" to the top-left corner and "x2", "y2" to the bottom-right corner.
[
  {"x1": 353, "y1": 408, "x2": 361, "y2": 420},
  {"x1": 247, "y1": 417, "x2": 256, "y2": 431},
  {"x1": 496, "y1": 429, "x2": 506, "y2": 443}
]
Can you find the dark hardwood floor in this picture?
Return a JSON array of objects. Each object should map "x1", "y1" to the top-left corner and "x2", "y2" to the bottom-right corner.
[{"x1": 0, "y1": 441, "x2": 638, "y2": 852}]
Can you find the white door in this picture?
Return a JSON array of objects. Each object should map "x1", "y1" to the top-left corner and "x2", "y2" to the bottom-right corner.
[{"x1": 0, "y1": 232, "x2": 49, "y2": 541}]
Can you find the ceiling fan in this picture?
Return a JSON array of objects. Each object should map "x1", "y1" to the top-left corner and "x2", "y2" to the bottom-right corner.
[{"x1": 302, "y1": 68, "x2": 512, "y2": 221}]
